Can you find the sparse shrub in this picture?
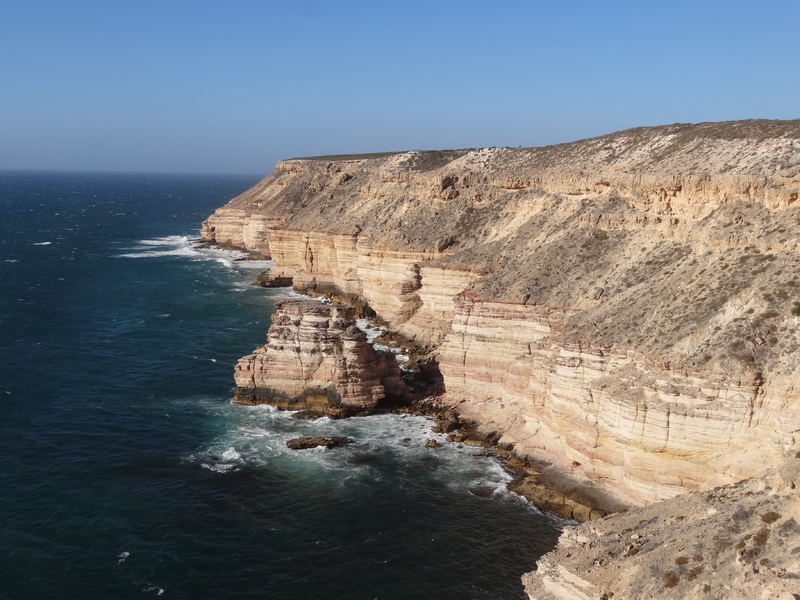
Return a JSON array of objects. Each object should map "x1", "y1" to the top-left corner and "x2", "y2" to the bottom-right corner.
[
  {"x1": 663, "y1": 572, "x2": 680, "y2": 588},
  {"x1": 675, "y1": 556, "x2": 689, "y2": 565},
  {"x1": 792, "y1": 302, "x2": 800, "y2": 316},
  {"x1": 753, "y1": 527, "x2": 770, "y2": 546},
  {"x1": 686, "y1": 566, "x2": 704, "y2": 581},
  {"x1": 761, "y1": 511, "x2": 780, "y2": 524}
]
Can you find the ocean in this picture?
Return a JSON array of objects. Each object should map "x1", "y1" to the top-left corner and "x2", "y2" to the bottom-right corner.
[{"x1": 0, "y1": 171, "x2": 561, "y2": 599}]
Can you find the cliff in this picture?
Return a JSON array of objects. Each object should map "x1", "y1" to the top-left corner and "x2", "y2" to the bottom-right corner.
[
  {"x1": 233, "y1": 299, "x2": 405, "y2": 417},
  {"x1": 203, "y1": 119, "x2": 800, "y2": 595},
  {"x1": 203, "y1": 118, "x2": 800, "y2": 508}
]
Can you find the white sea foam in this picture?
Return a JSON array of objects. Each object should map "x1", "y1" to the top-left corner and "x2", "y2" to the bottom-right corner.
[
  {"x1": 355, "y1": 318, "x2": 386, "y2": 343},
  {"x1": 119, "y1": 238, "x2": 278, "y2": 282},
  {"x1": 221, "y1": 446, "x2": 241, "y2": 461},
  {"x1": 32, "y1": 241, "x2": 52, "y2": 246},
  {"x1": 116, "y1": 236, "x2": 250, "y2": 271},
  {"x1": 116, "y1": 551, "x2": 130, "y2": 565},
  {"x1": 228, "y1": 281, "x2": 254, "y2": 293},
  {"x1": 117, "y1": 247, "x2": 199, "y2": 259},
  {"x1": 356, "y1": 318, "x2": 410, "y2": 364},
  {"x1": 137, "y1": 235, "x2": 189, "y2": 246},
  {"x1": 187, "y1": 402, "x2": 516, "y2": 499},
  {"x1": 116, "y1": 236, "x2": 200, "y2": 259},
  {"x1": 143, "y1": 585, "x2": 164, "y2": 596}
]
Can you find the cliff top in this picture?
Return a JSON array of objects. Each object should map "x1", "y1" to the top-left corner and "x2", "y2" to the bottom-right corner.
[
  {"x1": 209, "y1": 118, "x2": 800, "y2": 373},
  {"x1": 285, "y1": 119, "x2": 800, "y2": 174}
]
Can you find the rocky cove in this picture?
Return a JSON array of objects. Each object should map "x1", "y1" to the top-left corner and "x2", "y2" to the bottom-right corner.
[{"x1": 201, "y1": 119, "x2": 800, "y2": 598}]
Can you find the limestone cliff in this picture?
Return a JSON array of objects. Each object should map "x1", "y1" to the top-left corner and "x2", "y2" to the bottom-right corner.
[
  {"x1": 203, "y1": 119, "x2": 800, "y2": 508},
  {"x1": 233, "y1": 299, "x2": 405, "y2": 417}
]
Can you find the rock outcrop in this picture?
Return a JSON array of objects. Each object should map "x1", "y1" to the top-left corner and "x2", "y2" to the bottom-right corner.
[
  {"x1": 285, "y1": 436, "x2": 354, "y2": 450},
  {"x1": 523, "y1": 454, "x2": 800, "y2": 599},
  {"x1": 205, "y1": 119, "x2": 800, "y2": 505},
  {"x1": 233, "y1": 299, "x2": 405, "y2": 417}
]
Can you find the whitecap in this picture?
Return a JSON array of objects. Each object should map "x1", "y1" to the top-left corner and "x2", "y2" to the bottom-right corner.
[
  {"x1": 115, "y1": 235, "x2": 200, "y2": 259},
  {"x1": 137, "y1": 235, "x2": 190, "y2": 247},
  {"x1": 221, "y1": 447, "x2": 240, "y2": 461},
  {"x1": 116, "y1": 551, "x2": 130, "y2": 565},
  {"x1": 32, "y1": 241, "x2": 52, "y2": 246},
  {"x1": 143, "y1": 585, "x2": 165, "y2": 596},
  {"x1": 201, "y1": 461, "x2": 237, "y2": 473},
  {"x1": 114, "y1": 236, "x2": 255, "y2": 271}
]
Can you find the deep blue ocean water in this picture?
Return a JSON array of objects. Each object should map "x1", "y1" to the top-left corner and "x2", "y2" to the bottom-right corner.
[{"x1": 0, "y1": 171, "x2": 560, "y2": 599}]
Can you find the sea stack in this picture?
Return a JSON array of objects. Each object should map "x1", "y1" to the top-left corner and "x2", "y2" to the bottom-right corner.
[{"x1": 233, "y1": 299, "x2": 405, "y2": 417}]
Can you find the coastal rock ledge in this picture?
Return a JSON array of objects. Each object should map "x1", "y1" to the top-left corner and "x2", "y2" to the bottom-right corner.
[{"x1": 233, "y1": 299, "x2": 405, "y2": 417}]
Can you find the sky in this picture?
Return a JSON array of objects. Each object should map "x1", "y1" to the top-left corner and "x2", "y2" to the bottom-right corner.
[{"x1": 1, "y1": 0, "x2": 798, "y2": 175}]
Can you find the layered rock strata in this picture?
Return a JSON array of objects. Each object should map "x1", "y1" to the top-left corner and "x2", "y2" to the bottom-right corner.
[
  {"x1": 204, "y1": 119, "x2": 800, "y2": 509},
  {"x1": 436, "y1": 296, "x2": 800, "y2": 506},
  {"x1": 233, "y1": 299, "x2": 405, "y2": 417}
]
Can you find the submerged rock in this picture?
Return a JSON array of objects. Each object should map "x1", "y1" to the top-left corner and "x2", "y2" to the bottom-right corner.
[{"x1": 285, "y1": 436, "x2": 354, "y2": 450}]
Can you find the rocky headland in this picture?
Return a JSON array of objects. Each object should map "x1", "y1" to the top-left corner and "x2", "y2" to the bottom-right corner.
[
  {"x1": 202, "y1": 119, "x2": 800, "y2": 596},
  {"x1": 233, "y1": 298, "x2": 405, "y2": 417}
]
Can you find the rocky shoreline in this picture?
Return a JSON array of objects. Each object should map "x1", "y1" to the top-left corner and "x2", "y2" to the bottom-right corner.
[
  {"x1": 232, "y1": 282, "x2": 621, "y2": 522},
  {"x1": 201, "y1": 120, "x2": 800, "y2": 597}
]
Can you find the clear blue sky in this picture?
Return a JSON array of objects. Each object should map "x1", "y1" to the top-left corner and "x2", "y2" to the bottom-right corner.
[{"x1": 1, "y1": 0, "x2": 798, "y2": 174}]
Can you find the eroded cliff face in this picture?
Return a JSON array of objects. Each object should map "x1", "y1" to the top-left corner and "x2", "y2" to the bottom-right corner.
[
  {"x1": 233, "y1": 299, "x2": 405, "y2": 417},
  {"x1": 203, "y1": 119, "x2": 800, "y2": 507}
]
